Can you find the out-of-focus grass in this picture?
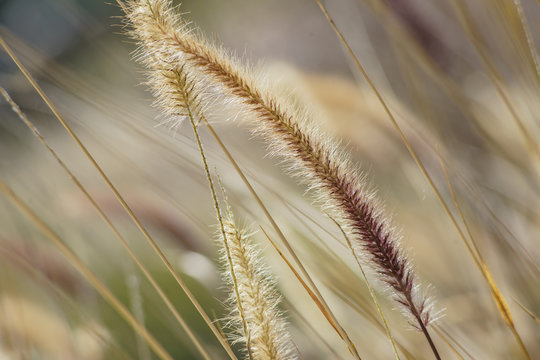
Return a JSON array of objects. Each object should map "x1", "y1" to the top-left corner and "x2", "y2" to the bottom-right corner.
[{"x1": 0, "y1": 0, "x2": 539, "y2": 359}]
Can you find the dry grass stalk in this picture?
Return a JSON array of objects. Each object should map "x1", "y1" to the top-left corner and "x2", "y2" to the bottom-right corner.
[
  {"x1": 123, "y1": 0, "x2": 439, "y2": 358},
  {"x1": 0, "y1": 179, "x2": 173, "y2": 360},
  {"x1": 0, "y1": 85, "x2": 213, "y2": 360},
  {"x1": 0, "y1": 33, "x2": 238, "y2": 360}
]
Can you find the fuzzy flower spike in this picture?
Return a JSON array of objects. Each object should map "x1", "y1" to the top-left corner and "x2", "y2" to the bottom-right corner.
[
  {"x1": 220, "y1": 214, "x2": 295, "y2": 360},
  {"x1": 122, "y1": 0, "x2": 440, "y2": 358}
]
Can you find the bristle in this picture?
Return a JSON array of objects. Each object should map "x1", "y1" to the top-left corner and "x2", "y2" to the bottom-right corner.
[
  {"x1": 220, "y1": 218, "x2": 294, "y2": 360},
  {"x1": 123, "y1": 0, "x2": 435, "y2": 333},
  {"x1": 139, "y1": 49, "x2": 296, "y2": 358}
]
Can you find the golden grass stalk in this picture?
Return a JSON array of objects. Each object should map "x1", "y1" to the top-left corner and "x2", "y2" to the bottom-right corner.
[
  {"x1": 312, "y1": 2, "x2": 531, "y2": 358},
  {"x1": 450, "y1": 0, "x2": 540, "y2": 167},
  {"x1": 329, "y1": 216, "x2": 400, "y2": 359},
  {"x1": 437, "y1": 152, "x2": 531, "y2": 360},
  {"x1": 0, "y1": 32, "x2": 237, "y2": 360},
  {"x1": 0, "y1": 179, "x2": 173, "y2": 360},
  {"x1": 313, "y1": 2, "x2": 533, "y2": 358},
  {"x1": 0, "y1": 85, "x2": 213, "y2": 360},
  {"x1": 515, "y1": 300, "x2": 540, "y2": 325},
  {"x1": 122, "y1": 1, "x2": 438, "y2": 358}
]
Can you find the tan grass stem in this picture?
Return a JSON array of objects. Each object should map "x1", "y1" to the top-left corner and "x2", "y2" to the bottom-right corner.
[
  {"x1": 0, "y1": 35, "x2": 236, "y2": 360},
  {"x1": 258, "y1": 226, "x2": 346, "y2": 340},
  {"x1": 431, "y1": 327, "x2": 467, "y2": 360},
  {"x1": 125, "y1": 0, "x2": 437, "y2": 358},
  {"x1": 329, "y1": 216, "x2": 401, "y2": 360},
  {"x1": 314, "y1": 2, "x2": 441, "y2": 358},
  {"x1": 450, "y1": 0, "x2": 540, "y2": 169},
  {"x1": 313, "y1": 2, "x2": 533, "y2": 358},
  {"x1": 369, "y1": 0, "x2": 530, "y2": 173},
  {"x1": 0, "y1": 86, "x2": 212, "y2": 360},
  {"x1": 174, "y1": 66, "x2": 255, "y2": 360},
  {"x1": 200, "y1": 118, "x2": 359, "y2": 355},
  {"x1": 514, "y1": 299, "x2": 540, "y2": 325},
  {"x1": 437, "y1": 152, "x2": 531, "y2": 360},
  {"x1": 168, "y1": 63, "x2": 295, "y2": 359},
  {"x1": 322, "y1": 0, "x2": 526, "y2": 353},
  {"x1": 0, "y1": 246, "x2": 133, "y2": 360},
  {"x1": 0, "y1": 180, "x2": 173, "y2": 360}
]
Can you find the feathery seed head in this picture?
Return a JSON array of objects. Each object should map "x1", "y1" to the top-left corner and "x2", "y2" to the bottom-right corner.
[
  {"x1": 219, "y1": 218, "x2": 295, "y2": 360},
  {"x1": 123, "y1": 0, "x2": 436, "y2": 332}
]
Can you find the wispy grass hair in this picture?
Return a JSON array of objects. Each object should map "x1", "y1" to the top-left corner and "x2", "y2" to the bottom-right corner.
[
  {"x1": 219, "y1": 215, "x2": 295, "y2": 360},
  {"x1": 122, "y1": 0, "x2": 439, "y2": 357}
]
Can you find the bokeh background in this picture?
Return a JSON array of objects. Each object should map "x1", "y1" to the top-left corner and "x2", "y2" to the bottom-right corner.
[{"x1": 1, "y1": 0, "x2": 540, "y2": 359}]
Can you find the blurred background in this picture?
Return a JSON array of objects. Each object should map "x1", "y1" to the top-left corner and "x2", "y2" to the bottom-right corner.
[{"x1": 1, "y1": 0, "x2": 540, "y2": 359}]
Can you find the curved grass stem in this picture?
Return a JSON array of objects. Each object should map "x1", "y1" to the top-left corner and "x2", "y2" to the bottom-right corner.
[
  {"x1": 314, "y1": 1, "x2": 441, "y2": 358},
  {"x1": 0, "y1": 35, "x2": 235, "y2": 360},
  {"x1": 0, "y1": 180, "x2": 173, "y2": 360}
]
